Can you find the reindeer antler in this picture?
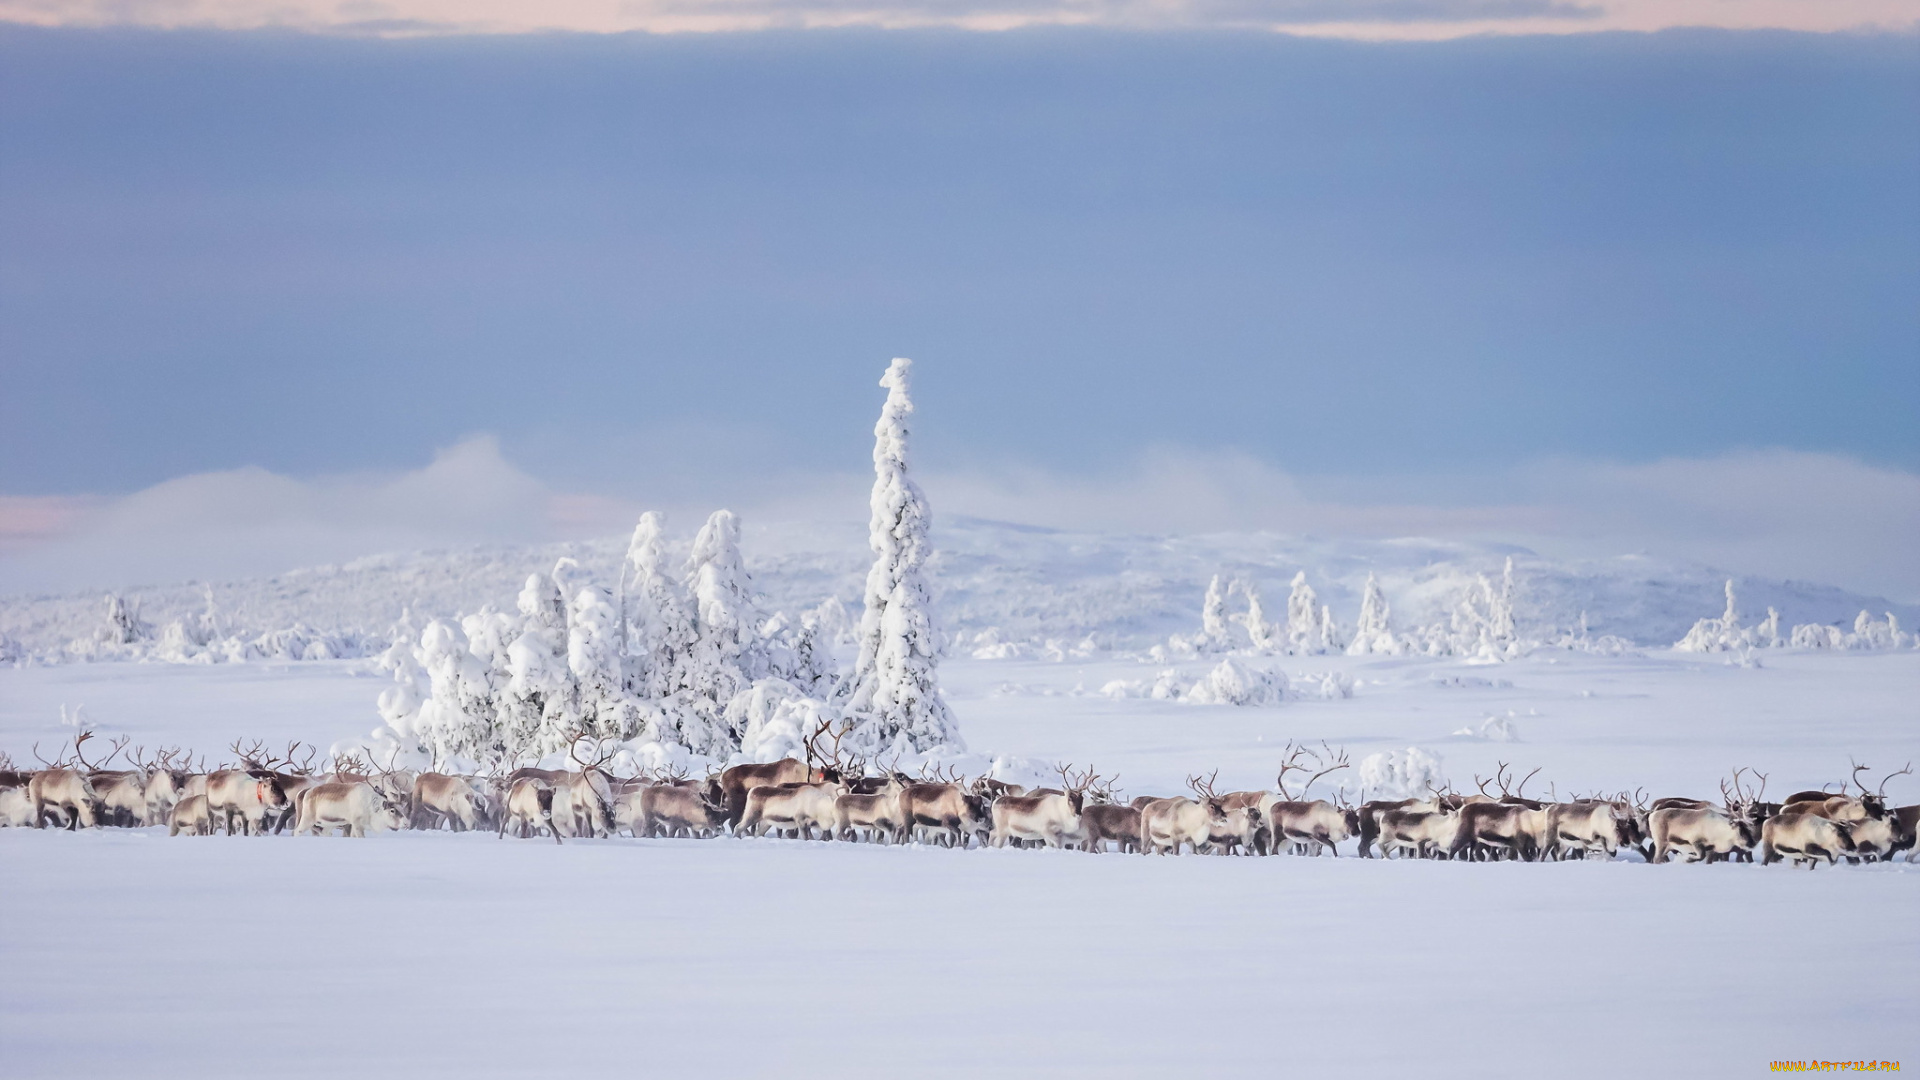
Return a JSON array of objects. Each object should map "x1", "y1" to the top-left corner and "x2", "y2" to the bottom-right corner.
[
  {"x1": 1186, "y1": 769, "x2": 1220, "y2": 801},
  {"x1": 1877, "y1": 762, "x2": 1912, "y2": 797},
  {"x1": 1275, "y1": 741, "x2": 1316, "y2": 801},
  {"x1": 1299, "y1": 743, "x2": 1350, "y2": 800},
  {"x1": 1512, "y1": 766, "x2": 1542, "y2": 799},
  {"x1": 1850, "y1": 758, "x2": 1874, "y2": 798},
  {"x1": 98, "y1": 734, "x2": 131, "y2": 769},
  {"x1": 566, "y1": 731, "x2": 617, "y2": 772},
  {"x1": 70, "y1": 730, "x2": 101, "y2": 772}
]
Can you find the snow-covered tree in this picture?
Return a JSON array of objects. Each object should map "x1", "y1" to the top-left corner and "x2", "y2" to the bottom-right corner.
[
  {"x1": 623, "y1": 512, "x2": 699, "y2": 700},
  {"x1": 1488, "y1": 557, "x2": 1518, "y2": 648},
  {"x1": 411, "y1": 619, "x2": 499, "y2": 769},
  {"x1": 1186, "y1": 656, "x2": 1287, "y2": 706},
  {"x1": 1316, "y1": 603, "x2": 1345, "y2": 653},
  {"x1": 1357, "y1": 747, "x2": 1445, "y2": 800},
  {"x1": 1347, "y1": 573, "x2": 1396, "y2": 655},
  {"x1": 1197, "y1": 574, "x2": 1233, "y2": 651},
  {"x1": 682, "y1": 509, "x2": 768, "y2": 750},
  {"x1": 1791, "y1": 622, "x2": 1844, "y2": 649},
  {"x1": 102, "y1": 593, "x2": 151, "y2": 645},
  {"x1": 843, "y1": 358, "x2": 963, "y2": 754},
  {"x1": 569, "y1": 585, "x2": 647, "y2": 742},
  {"x1": 1676, "y1": 580, "x2": 1752, "y2": 653},
  {"x1": 1243, "y1": 582, "x2": 1278, "y2": 653},
  {"x1": 518, "y1": 570, "x2": 568, "y2": 641},
  {"x1": 1286, "y1": 572, "x2": 1321, "y2": 654}
]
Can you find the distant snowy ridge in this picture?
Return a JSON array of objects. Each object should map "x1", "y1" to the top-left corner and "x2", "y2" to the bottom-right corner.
[{"x1": 1, "y1": 517, "x2": 1914, "y2": 667}]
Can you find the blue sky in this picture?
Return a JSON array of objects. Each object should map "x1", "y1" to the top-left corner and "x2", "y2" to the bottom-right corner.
[{"x1": 1, "y1": 26, "x2": 1916, "y2": 597}]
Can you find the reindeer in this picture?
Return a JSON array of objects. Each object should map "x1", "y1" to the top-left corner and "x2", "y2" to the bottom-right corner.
[
  {"x1": 1789, "y1": 762, "x2": 1906, "y2": 829},
  {"x1": 81, "y1": 735, "x2": 151, "y2": 827},
  {"x1": 736, "y1": 722, "x2": 856, "y2": 841},
  {"x1": 205, "y1": 740, "x2": 292, "y2": 835},
  {"x1": 1140, "y1": 773, "x2": 1233, "y2": 856},
  {"x1": 635, "y1": 778, "x2": 730, "y2": 839},
  {"x1": 254, "y1": 742, "x2": 322, "y2": 834},
  {"x1": 29, "y1": 733, "x2": 103, "y2": 830},
  {"x1": 897, "y1": 766, "x2": 986, "y2": 848},
  {"x1": 1266, "y1": 744, "x2": 1358, "y2": 856},
  {"x1": 168, "y1": 794, "x2": 213, "y2": 837},
  {"x1": 1081, "y1": 802, "x2": 1143, "y2": 853},
  {"x1": 739, "y1": 779, "x2": 845, "y2": 840},
  {"x1": 1546, "y1": 793, "x2": 1642, "y2": 861},
  {"x1": 1648, "y1": 807, "x2": 1756, "y2": 863},
  {"x1": 716, "y1": 719, "x2": 846, "y2": 831},
  {"x1": 135, "y1": 747, "x2": 196, "y2": 826},
  {"x1": 990, "y1": 765, "x2": 1097, "y2": 850},
  {"x1": 0, "y1": 752, "x2": 36, "y2": 827},
  {"x1": 1889, "y1": 804, "x2": 1919, "y2": 863},
  {"x1": 1844, "y1": 815, "x2": 1898, "y2": 862},
  {"x1": 291, "y1": 781, "x2": 409, "y2": 837},
  {"x1": 1376, "y1": 807, "x2": 1457, "y2": 858},
  {"x1": 836, "y1": 774, "x2": 911, "y2": 844},
  {"x1": 1761, "y1": 812, "x2": 1856, "y2": 868},
  {"x1": 412, "y1": 772, "x2": 493, "y2": 832},
  {"x1": 1356, "y1": 797, "x2": 1436, "y2": 858},
  {"x1": 550, "y1": 738, "x2": 617, "y2": 839},
  {"x1": 499, "y1": 777, "x2": 563, "y2": 843}
]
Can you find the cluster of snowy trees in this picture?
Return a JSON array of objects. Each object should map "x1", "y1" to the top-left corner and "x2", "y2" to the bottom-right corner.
[
  {"x1": 1674, "y1": 581, "x2": 1914, "y2": 653},
  {"x1": 51, "y1": 591, "x2": 377, "y2": 666},
  {"x1": 1161, "y1": 559, "x2": 1526, "y2": 665},
  {"x1": 362, "y1": 358, "x2": 963, "y2": 772}
]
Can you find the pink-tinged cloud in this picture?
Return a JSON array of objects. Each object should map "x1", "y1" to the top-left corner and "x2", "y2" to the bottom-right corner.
[{"x1": 0, "y1": 0, "x2": 1913, "y2": 36}]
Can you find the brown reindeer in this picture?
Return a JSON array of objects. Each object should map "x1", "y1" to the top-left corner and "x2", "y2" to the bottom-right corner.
[
  {"x1": 168, "y1": 794, "x2": 213, "y2": 836},
  {"x1": 635, "y1": 779, "x2": 730, "y2": 838},
  {"x1": 835, "y1": 774, "x2": 911, "y2": 844},
  {"x1": 1140, "y1": 773, "x2": 1233, "y2": 856},
  {"x1": 1649, "y1": 806, "x2": 1757, "y2": 863},
  {"x1": 1761, "y1": 812, "x2": 1856, "y2": 868},
  {"x1": 412, "y1": 772, "x2": 493, "y2": 831},
  {"x1": 499, "y1": 777, "x2": 563, "y2": 843},
  {"x1": 291, "y1": 780, "x2": 409, "y2": 837},
  {"x1": 716, "y1": 719, "x2": 846, "y2": 831},
  {"x1": 990, "y1": 765, "x2": 1097, "y2": 849},
  {"x1": 900, "y1": 765, "x2": 985, "y2": 848},
  {"x1": 29, "y1": 732, "x2": 103, "y2": 830},
  {"x1": 1376, "y1": 807, "x2": 1457, "y2": 858}
]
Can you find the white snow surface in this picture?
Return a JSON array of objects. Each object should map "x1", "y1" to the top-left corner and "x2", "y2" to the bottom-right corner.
[
  {"x1": 5, "y1": 826, "x2": 1913, "y2": 1079},
  {"x1": 3, "y1": 523, "x2": 1918, "y2": 1077}
]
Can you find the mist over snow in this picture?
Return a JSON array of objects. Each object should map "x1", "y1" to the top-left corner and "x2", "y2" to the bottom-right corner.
[{"x1": 3, "y1": 514, "x2": 1914, "y2": 665}]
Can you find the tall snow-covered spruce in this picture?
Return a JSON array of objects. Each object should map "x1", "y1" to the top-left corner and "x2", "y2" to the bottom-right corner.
[{"x1": 842, "y1": 358, "x2": 963, "y2": 754}]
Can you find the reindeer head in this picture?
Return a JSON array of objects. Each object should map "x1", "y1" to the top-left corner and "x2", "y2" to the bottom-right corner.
[
  {"x1": 1851, "y1": 759, "x2": 1909, "y2": 819},
  {"x1": 803, "y1": 719, "x2": 854, "y2": 785},
  {"x1": 1060, "y1": 765, "x2": 1105, "y2": 815},
  {"x1": 1186, "y1": 770, "x2": 1228, "y2": 823},
  {"x1": 257, "y1": 775, "x2": 290, "y2": 810}
]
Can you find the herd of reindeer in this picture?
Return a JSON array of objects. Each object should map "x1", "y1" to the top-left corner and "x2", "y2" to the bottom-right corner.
[{"x1": 3, "y1": 725, "x2": 1916, "y2": 868}]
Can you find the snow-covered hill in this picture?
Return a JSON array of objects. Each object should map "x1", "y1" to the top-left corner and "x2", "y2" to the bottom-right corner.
[{"x1": 2, "y1": 516, "x2": 1913, "y2": 662}]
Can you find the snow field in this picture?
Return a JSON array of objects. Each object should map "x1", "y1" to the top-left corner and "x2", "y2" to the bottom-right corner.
[
  {"x1": 2, "y1": 827, "x2": 1914, "y2": 1080},
  {"x1": 3, "y1": 647, "x2": 1915, "y2": 1078}
]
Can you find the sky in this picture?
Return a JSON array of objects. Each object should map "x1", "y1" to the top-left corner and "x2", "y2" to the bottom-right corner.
[{"x1": 1, "y1": 21, "x2": 1916, "y2": 600}]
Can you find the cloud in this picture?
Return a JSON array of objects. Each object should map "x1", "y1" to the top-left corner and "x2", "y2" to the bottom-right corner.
[
  {"x1": 3, "y1": 438, "x2": 1914, "y2": 604},
  {"x1": 925, "y1": 447, "x2": 1920, "y2": 602},
  {"x1": 0, "y1": 0, "x2": 1910, "y2": 37},
  {"x1": 0, "y1": 436, "x2": 633, "y2": 594}
]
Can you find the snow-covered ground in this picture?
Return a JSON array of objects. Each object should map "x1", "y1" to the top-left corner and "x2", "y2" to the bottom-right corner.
[
  {"x1": 3, "y1": 648, "x2": 1916, "y2": 1077},
  {"x1": 6, "y1": 648, "x2": 1914, "y2": 799}
]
